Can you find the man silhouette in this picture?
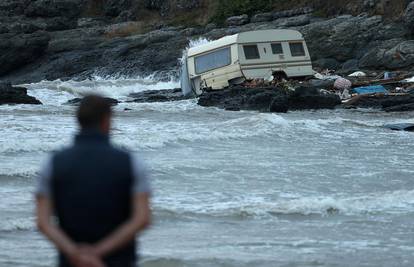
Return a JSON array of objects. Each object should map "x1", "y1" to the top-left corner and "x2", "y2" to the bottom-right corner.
[{"x1": 36, "y1": 95, "x2": 151, "y2": 267}]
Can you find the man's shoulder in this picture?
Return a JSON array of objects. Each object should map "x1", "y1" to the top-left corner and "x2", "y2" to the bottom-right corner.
[{"x1": 109, "y1": 145, "x2": 133, "y2": 161}]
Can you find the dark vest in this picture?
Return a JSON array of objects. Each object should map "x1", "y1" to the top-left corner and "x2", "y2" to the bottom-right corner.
[{"x1": 51, "y1": 130, "x2": 136, "y2": 266}]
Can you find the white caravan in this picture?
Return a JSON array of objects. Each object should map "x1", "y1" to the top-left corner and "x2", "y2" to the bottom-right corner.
[{"x1": 180, "y1": 29, "x2": 314, "y2": 96}]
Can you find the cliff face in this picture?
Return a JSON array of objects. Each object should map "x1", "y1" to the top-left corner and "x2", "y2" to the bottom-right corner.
[{"x1": 0, "y1": 0, "x2": 413, "y2": 83}]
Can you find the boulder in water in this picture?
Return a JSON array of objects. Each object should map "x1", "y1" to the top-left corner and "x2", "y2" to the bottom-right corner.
[
  {"x1": 129, "y1": 88, "x2": 190, "y2": 103},
  {"x1": 0, "y1": 82, "x2": 42, "y2": 105},
  {"x1": 64, "y1": 97, "x2": 119, "y2": 106},
  {"x1": 384, "y1": 123, "x2": 414, "y2": 132}
]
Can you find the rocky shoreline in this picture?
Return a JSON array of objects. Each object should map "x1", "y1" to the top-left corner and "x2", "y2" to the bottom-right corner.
[
  {"x1": 0, "y1": 1, "x2": 413, "y2": 84},
  {"x1": 1, "y1": 1, "x2": 414, "y2": 113},
  {"x1": 0, "y1": 82, "x2": 42, "y2": 105}
]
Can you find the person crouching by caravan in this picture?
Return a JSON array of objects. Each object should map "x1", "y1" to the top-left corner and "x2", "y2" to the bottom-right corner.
[{"x1": 35, "y1": 95, "x2": 151, "y2": 267}]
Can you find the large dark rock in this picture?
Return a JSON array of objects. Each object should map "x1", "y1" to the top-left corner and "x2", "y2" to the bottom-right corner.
[
  {"x1": 198, "y1": 86, "x2": 340, "y2": 113},
  {"x1": 274, "y1": 14, "x2": 311, "y2": 27},
  {"x1": 226, "y1": 15, "x2": 249, "y2": 26},
  {"x1": 64, "y1": 97, "x2": 119, "y2": 106},
  {"x1": 272, "y1": 7, "x2": 313, "y2": 20},
  {"x1": 384, "y1": 123, "x2": 414, "y2": 131},
  {"x1": 360, "y1": 40, "x2": 414, "y2": 69},
  {"x1": 129, "y1": 88, "x2": 190, "y2": 103},
  {"x1": 288, "y1": 86, "x2": 341, "y2": 110},
  {"x1": 313, "y1": 58, "x2": 340, "y2": 70},
  {"x1": 404, "y1": 1, "x2": 414, "y2": 29},
  {"x1": 0, "y1": 32, "x2": 50, "y2": 76},
  {"x1": 0, "y1": 0, "x2": 31, "y2": 17},
  {"x1": 384, "y1": 103, "x2": 414, "y2": 112},
  {"x1": 25, "y1": 0, "x2": 83, "y2": 18},
  {"x1": 104, "y1": 0, "x2": 131, "y2": 17},
  {"x1": 3, "y1": 28, "x2": 188, "y2": 83},
  {"x1": 250, "y1": 13, "x2": 273, "y2": 23},
  {"x1": 340, "y1": 59, "x2": 360, "y2": 73},
  {"x1": 344, "y1": 94, "x2": 414, "y2": 111},
  {"x1": 0, "y1": 82, "x2": 42, "y2": 105},
  {"x1": 299, "y1": 15, "x2": 409, "y2": 65}
]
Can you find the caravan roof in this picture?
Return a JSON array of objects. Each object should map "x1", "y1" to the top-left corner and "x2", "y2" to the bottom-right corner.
[
  {"x1": 187, "y1": 29, "x2": 304, "y2": 57},
  {"x1": 187, "y1": 34, "x2": 238, "y2": 57}
]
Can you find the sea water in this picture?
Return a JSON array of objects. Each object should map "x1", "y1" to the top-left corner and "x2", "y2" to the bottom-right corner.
[{"x1": 1, "y1": 76, "x2": 414, "y2": 267}]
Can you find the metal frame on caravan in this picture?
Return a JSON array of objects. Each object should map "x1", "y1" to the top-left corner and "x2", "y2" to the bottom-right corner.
[{"x1": 180, "y1": 29, "x2": 314, "y2": 96}]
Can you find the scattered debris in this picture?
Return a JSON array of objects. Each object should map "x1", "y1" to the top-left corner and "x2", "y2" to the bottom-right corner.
[
  {"x1": 352, "y1": 85, "x2": 388, "y2": 95},
  {"x1": 405, "y1": 76, "x2": 414, "y2": 83},
  {"x1": 348, "y1": 71, "x2": 366, "y2": 77},
  {"x1": 314, "y1": 72, "x2": 341, "y2": 81}
]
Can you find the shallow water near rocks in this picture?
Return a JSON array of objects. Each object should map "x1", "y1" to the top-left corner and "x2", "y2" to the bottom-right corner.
[{"x1": 1, "y1": 77, "x2": 414, "y2": 267}]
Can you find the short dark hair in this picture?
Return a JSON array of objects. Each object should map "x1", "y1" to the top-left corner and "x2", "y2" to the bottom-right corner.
[{"x1": 77, "y1": 95, "x2": 112, "y2": 129}]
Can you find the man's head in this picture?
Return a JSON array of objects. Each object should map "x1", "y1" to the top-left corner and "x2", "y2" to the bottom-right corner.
[{"x1": 77, "y1": 95, "x2": 112, "y2": 134}]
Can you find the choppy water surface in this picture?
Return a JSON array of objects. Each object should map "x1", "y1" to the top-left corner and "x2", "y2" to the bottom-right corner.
[{"x1": 1, "y1": 77, "x2": 414, "y2": 267}]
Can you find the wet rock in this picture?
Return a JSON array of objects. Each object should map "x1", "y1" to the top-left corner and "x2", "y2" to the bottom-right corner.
[
  {"x1": 384, "y1": 103, "x2": 414, "y2": 112},
  {"x1": 340, "y1": 59, "x2": 360, "y2": 74},
  {"x1": 204, "y1": 23, "x2": 217, "y2": 32},
  {"x1": 360, "y1": 40, "x2": 414, "y2": 69},
  {"x1": 0, "y1": 82, "x2": 42, "y2": 105},
  {"x1": 0, "y1": 31, "x2": 50, "y2": 76},
  {"x1": 404, "y1": 1, "x2": 414, "y2": 28},
  {"x1": 104, "y1": 0, "x2": 131, "y2": 17},
  {"x1": 251, "y1": 13, "x2": 273, "y2": 23},
  {"x1": 226, "y1": 14, "x2": 249, "y2": 26},
  {"x1": 274, "y1": 14, "x2": 311, "y2": 27},
  {"x1": 288, "y1": 86, "x2": 341, "y2": 110},
  {"x1": 129, "y1": 88, "x2": 190, "y2": 103},
  {"x1": 313, "y1": 58, "x2": 340, "y2": 70},
  {"x1": 269, "y1": 95, "x2": 289, "y2": 113},
  {"x1": 299, "y1": 14, "x2": 408, "y2": 65},
  {"x1": 65, "y1": 97, "x2": 119, "y2": 106},
  {"x1": 343, "y1": 94, "x2": 414, "y2": 111},
  {"x1": 198, "y1": 86, "x2": 340, "y2": 113},
  {"x1": 307, "y1": 79, "x2": 335, "y2": 88},
  {"x1": 77, "y1": 18, "x2": 108, "y2": 28},
  {"x1": 25, "y1": 0, "x2": 82, "y2": 19},
  {"x1": 384, "y1": 123, "x2": 414, "y2": 131},
  {"x1": 272, "y1": 7, "x2": 313, "y2": 20},
  {"x1": 0, "y1": 0, "x2": 30, "y2": 17}
]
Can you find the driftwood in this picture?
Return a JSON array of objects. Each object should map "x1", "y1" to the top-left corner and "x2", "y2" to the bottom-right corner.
[{"x1": 351, "y1": 74, "x2": 412, "y2": 87}]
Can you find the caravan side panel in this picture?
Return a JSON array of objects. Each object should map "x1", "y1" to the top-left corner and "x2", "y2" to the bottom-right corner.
[{"x1": 238, "y1": 35, "x2": 313, "y2": 79}]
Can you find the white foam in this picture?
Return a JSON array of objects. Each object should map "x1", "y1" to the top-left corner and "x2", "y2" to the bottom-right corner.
[
  {"x1": 153, "y1": 190, "x2": 414, "y2": 218},
  {"x1": 0, "y1": 217, "x2": 35, "y2": 232},
  {"x1": 405, "y1": 76, "x2": 414, "y2": 83},
  {"x1": 21, "y1": 75, "x2": 180, "y2": 105},
  {"x1": 112, "y1": 112, "x2": 291, "y2": 150}
]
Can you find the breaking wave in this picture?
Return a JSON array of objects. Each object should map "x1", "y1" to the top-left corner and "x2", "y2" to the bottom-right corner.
[
  {"x1": 0, "y1": 218, "x2": 35, "y2": 232},
  {"x1": 21, "y1": 74, "x2": 180, "y2": 105},
  {"x1": 153, "y1": 190, "x2": 414, "y2": 219}
]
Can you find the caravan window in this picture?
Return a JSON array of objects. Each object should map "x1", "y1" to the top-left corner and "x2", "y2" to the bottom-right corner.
[
  {"x1": 289, "y1": 42, "x2": 305, "y2": 57},
  {"x1": 195, "y1": 47, "x2": 231, "y2": 74},
  {"x1": 271, "y1": 43, "x2": 283, "y2": 54},
  {"x1": 243, "y1": 45, "x2": 260, "y2": 59}
]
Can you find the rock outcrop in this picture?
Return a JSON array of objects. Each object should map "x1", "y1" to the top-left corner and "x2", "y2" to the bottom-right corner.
[
  {"x1": 64, "y1": 97, "x2": 119, "y2": 106},
  {"x1": 0, "y1": 31, "x2": 50, "y2": 76},
  {"x1": 129, "y1": 88, "x2": 190, "y2": 103},
  {"x1": 0, "y1": 1, "x2": 413, "y2": 84},
  {"x1": 0, "y1": 82, "x2": 42, "y2": 105},
  {"x1": 198, "y1": 86, "x2": 341, "y2": 113},
  {"x1": 343, "y1": 93, "x2": 414, "y2": 112}
]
